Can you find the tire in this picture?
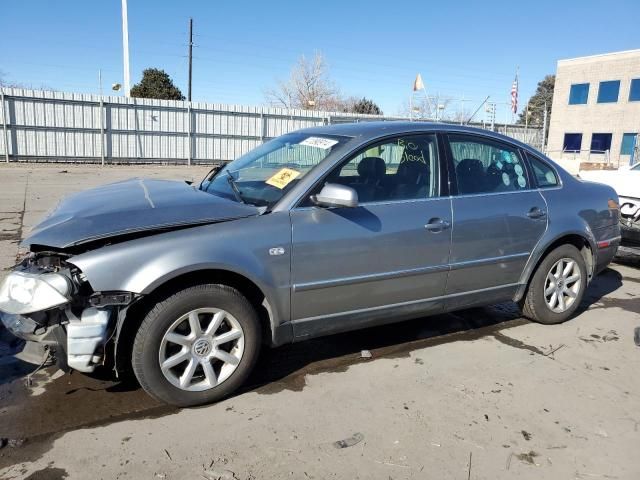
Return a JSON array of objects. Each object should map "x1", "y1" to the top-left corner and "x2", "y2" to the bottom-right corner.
[
  {"x1": 520, "y1": 244, "x2": 587, "y2": 325},
  {"x1": 132, "y1": 284, "x2": 261, "y2": 407}
]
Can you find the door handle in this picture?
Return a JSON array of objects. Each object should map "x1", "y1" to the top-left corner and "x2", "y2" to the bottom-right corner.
[
  {"x1": 424, "y1": 218, "x2": 451, "y2": 232},
  {"x1": 527, "y1": 207, "x2": 547, "y2": 219}
]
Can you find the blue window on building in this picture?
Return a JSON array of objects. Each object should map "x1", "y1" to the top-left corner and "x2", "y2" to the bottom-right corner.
[
  {"x1": 563, "y1": 133, "x2": 582, "y2": 152},
  {"x1": 621, "y1": 133, "x2": 637, "y2": 155},
  {"x1": 629, "y1": 79, "x2": 640, "y2": 101},
  {"x1": 568, "y1": 83, "x2": 589, "y2": 104},
  {"x1": 590, "y1": 133, "x2": 612, "y2": 153},
  {"x1": 597, "y1": 80, "x2": 620, "y2": 103}
]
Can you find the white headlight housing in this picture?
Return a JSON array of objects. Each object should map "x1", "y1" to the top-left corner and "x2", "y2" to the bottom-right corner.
[{"x1": 0, "y1": 271, "x2": 70, "y2": 315}]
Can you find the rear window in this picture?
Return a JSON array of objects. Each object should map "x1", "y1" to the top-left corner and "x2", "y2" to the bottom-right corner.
[
  {"x1": 526, "y1": 152, "x2": 559, "y2": 188},
  {"x1": 447, "y1": 134, "x2": 530, "y2": 195}
]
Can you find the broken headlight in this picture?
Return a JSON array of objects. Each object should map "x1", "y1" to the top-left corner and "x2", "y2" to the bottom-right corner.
[{"x1": 0, "y1": 271, "x2": 71, "y2": 315}]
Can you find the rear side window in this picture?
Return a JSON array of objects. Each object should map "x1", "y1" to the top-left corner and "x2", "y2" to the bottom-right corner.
[
  {"x1": 447, "y1": 134, "x2": 530, "y2": 195},
  {"x1": 526, "y1": 153, "x2": 559, "y2": 188}
]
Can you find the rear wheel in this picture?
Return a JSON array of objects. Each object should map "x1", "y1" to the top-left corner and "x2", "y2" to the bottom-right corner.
[
  {"x1": 520, "y1": 244, "x2": 587, "y2": 324},
  {"x1": 132, "y1": 284, "x2": 261, "y2": 406}
]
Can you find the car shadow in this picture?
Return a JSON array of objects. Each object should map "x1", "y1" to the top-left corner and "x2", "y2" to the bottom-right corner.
[
  {"x1": 575, "y1": 267, "x2": 624, "y2": 315},
  {"x1": 242, "y1": 302, "x2": 526, "y2": 395}
]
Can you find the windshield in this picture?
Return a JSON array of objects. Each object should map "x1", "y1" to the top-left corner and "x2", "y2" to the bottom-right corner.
[{"x1": 202, "y1": 133, "x2": 348, "y2": 207}]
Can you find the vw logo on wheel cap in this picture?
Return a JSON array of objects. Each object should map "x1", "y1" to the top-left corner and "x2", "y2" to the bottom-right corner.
[{"x1": 193, "y1": 339, "x2": 212, "y2": 357}]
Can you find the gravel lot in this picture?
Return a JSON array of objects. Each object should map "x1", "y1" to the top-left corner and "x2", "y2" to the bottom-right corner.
[{"x1": 0, "y1": 164, "x2": 639, "y2": 480}]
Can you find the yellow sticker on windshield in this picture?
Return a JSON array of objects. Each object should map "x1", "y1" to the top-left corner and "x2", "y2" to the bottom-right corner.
[{"x1": 266, "y1": 168, "x2": 301, "y2": 189}]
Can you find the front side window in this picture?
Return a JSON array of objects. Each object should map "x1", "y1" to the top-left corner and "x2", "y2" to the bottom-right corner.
[
  {"x1": 597, "y1": 80, "x2": 620, "y2": 103},
  {"x1": 590, "y1": 133, "x2": 612, "y2": 153},
  {"x1": 569, "y1": 83, "x2": 589, "y2": 104},
  {"x1": 621, "y1": 133, "x2": 637, "y2": 155},
  {"x1": 630, "y1": 79, "x2": 640, "y2": 101},
  {"x1": 313, "y1": 134, "x2": 440, "y2": 204},
  {"x1": 526, "y1": 152, "x2": 559, "y2": 188},
  {"x1": 203, "y1": 133, "x2": 348, "y2": 207},
  {"x1": 563, "y1": 133, "x2": 582, "y2": 152},
  {"x1": 448, "y1": 135, "x2": 529, "y2": 195}
]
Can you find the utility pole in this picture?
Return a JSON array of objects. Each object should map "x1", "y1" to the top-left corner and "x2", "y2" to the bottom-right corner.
[
  {"x1": 188, "y1": 18, "x2": 194, "y2": 102},
  {"x1": 459, "y1": 95, "x2": 468, "y2": 125},
  {"x1": 121, "y1": 0, "x2": 131, "y2": 97}
]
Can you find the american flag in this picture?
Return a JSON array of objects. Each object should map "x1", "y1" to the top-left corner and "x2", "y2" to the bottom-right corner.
[{"x1": 511, "y1": 73, "x2": 519, "y2": 114}]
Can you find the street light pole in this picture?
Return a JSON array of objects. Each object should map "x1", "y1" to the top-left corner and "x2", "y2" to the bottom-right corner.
[{"x1": 121, "y1": 0, "x2": 131, "y2": 97}]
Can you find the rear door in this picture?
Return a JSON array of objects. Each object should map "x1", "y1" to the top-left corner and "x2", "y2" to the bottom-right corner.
[
  {"x1": 289, "y1": 133, "x2": 452, "y2": 338},
  {"x1": 443, "y1": 133, "x2": 547, "y2": 308}
]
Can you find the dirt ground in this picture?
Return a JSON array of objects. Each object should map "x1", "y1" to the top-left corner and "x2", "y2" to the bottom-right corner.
[{"x1": 0, "y1": 164, "x2": 639, "y2": 480}]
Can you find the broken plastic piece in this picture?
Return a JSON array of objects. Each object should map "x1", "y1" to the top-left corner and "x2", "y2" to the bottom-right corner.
[{"x1": 333, "y1": 432, "x2": 364, "y2": 449}]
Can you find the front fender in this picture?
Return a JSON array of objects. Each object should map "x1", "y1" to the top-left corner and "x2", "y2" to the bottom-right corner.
[{"x1": 68, "y1": 212, "x2": 292, "y2": 326}]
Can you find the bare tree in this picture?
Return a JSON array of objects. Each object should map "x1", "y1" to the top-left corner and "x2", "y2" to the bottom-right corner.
[
  {"x1": 398, "y1": 94, "x2": 457, "y2": 121},
  {"x1": 0, "y1": 70, "x2": 54, "y2": 91},
  {"x1": 0, "y1": 70, "x2": 24, "y2": 88},
  {"x1": 442, "y1": 109, "x2": 468, "y2": 124},
  {"x1": 266, "y1": 53, "x2": 341, "y2": 110}
]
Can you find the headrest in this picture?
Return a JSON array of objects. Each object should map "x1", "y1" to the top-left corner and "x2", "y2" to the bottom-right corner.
[
  {"x1": 357, "y1": 157, "x2": 386, "y2": 180},
  {"x1": 456, "y1": 158, "x2": 484, "y2": 174}
]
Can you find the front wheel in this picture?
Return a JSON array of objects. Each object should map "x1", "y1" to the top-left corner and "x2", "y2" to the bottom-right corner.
[
  {"x1": 132, "y1": 284, "x2": 261, "y2": 406},
  {"x1": 520, "y1": 244, "x2": 587, "y2": 325}
]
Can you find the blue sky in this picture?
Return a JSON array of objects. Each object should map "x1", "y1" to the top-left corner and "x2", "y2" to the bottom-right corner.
[{"x1": 2, "y1": 0, "x2": 639, "y2": 118}]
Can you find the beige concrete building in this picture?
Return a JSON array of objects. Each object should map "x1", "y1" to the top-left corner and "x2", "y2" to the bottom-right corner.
[{"x1": 547, "y1": 49, "x2": 640, "y2": 168}]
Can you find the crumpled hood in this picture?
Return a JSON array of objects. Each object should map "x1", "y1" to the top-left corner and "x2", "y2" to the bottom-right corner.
[{"x1": 23, "y1": 178, "x2": 261, "y2": 249}]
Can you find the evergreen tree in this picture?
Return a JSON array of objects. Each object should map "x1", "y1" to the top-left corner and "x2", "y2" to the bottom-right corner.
[{"x1": 130, "y1": 68, "x2": 185, "y2": 100}]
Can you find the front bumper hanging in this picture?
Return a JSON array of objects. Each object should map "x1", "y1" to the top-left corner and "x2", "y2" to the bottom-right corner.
[{"x1": 1, "y1": 306, "x2": 113, "y2": 373}]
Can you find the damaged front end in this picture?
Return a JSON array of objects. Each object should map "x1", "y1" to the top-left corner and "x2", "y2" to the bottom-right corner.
[
  {"x1": 620, "y1": 197, "x2": 640, "y2": 249},
  {"x1": 0, "y1": 252, "x2": 135, "y2": 373}
]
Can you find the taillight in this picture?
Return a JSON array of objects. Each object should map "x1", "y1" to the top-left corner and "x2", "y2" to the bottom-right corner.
[{"x1": 597, "y1": 239, "x2": 612, "y2": 249}]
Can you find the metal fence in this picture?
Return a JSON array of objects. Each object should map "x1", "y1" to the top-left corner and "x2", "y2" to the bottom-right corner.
[{"x1": 0, "y1": 88, "x2": 543, "y2": 164}]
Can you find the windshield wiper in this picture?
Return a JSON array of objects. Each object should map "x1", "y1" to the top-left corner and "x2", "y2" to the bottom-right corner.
[{"x1": 226, "y1": 170, "x2": 245, "y2": 203}]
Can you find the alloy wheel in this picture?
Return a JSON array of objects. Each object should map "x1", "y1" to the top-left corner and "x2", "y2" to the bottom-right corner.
[
  {"x1": 544, "y1": 258, "x2": 582, "y2": 313},
  {"x1": 158, "y1": 308, "x2": 245, "y2": 391}
]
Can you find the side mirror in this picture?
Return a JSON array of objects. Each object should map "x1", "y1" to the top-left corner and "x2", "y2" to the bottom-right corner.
[{"x1": 312, "y1": 183, "x2": 358, "y2": 208}]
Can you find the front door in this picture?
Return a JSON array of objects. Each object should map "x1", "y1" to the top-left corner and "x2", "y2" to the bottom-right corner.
[
  {"x1": 289, "y1": 133, "x2": 452, "y2": 339},
  {"x1": 443, "y1": 133, "x2": 547, "y2": 309}
]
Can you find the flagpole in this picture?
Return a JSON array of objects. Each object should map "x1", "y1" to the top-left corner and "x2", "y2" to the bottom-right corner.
[{"x1": 511, "y1": 66, "x2": 519, "y2": 124}]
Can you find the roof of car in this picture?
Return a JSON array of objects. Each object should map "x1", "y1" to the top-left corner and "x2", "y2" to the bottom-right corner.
[{"x1": 299, "y1": 121, "x2": 533, "y2": 150}]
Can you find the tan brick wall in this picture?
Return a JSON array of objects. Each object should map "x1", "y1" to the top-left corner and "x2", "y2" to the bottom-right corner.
[{"x1": 547, "y1": 50, "x2": 640, "y2": 167}]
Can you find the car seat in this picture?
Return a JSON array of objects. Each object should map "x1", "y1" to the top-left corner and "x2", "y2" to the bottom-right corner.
[
  {"x1": 456, "y1": 158, "x2": 486, "y2": 194},
  {"x1": 392, "y1": 160, "x2": 430, "y2": 199},
  {"x1": 353, "y1": 157, "x2": 386, "y2": 202}
]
